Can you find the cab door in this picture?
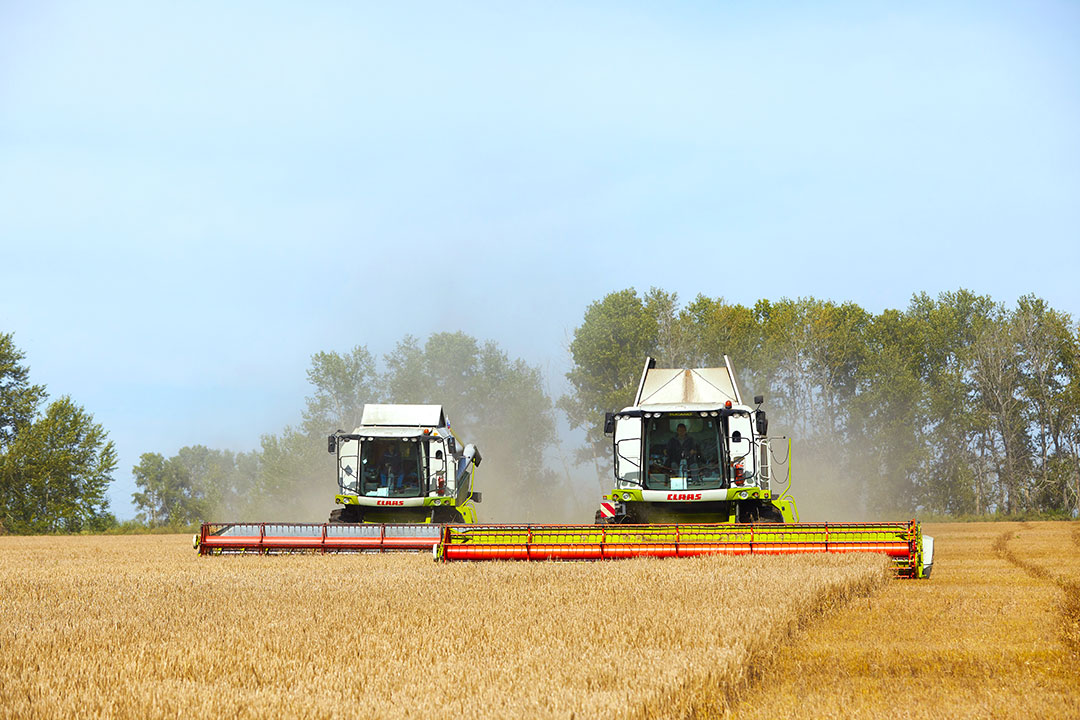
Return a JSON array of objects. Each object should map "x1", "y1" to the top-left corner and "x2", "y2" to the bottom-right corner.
[{"x1": 613, "y1": 415, "x2": 643, "y2": 487}]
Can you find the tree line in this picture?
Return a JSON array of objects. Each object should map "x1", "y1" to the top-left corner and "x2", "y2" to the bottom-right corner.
[
  {"x1": 562, "y1": 289, "x2": 1080, "y2": 519},
  {"x1": 3, "y1": 288, "x2": 1078, "y2": 532}
]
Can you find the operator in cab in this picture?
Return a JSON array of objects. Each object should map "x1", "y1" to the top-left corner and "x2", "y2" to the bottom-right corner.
[
  {"x1": 379, "y1": 444, "x2": 404, "y2": 490},
  {"x1": 665, "y1": 422, "x2": 699, "y2": 475}
]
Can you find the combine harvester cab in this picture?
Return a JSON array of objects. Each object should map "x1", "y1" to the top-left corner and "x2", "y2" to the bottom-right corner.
[
  {"x1": 195, "y1": 404, "x2": 483, "y2": 555},
  {"x1": 598, "y1": 356, "x2": 796, "y2": 525}
]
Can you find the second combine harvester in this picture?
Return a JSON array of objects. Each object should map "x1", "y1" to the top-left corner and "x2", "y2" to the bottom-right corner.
[
  {"x1": 437, "y1": 357, "x2": 934, "y2": 578},
  {"x1": 195, "y1": 403, "x2": 483, "y2": 553}
]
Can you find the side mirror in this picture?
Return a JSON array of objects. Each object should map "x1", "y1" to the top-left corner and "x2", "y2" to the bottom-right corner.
[
  {"x1": 603, "y1": 412, "x2": 616, "y2": 436},
  {"x1": 754, "y1": 394, "x2": 764, "y2": 405},
  {"x1": 447, "y1": 437, "x2": 456, "y2": 454},
  {"x1": 464, "y1": 443, "x2": 482, "y2": 467},
  {"x1": 327, "y1": 435, "x2": 337, "y2": 454},
  {"x1": 756, "y1": 412, "x2": 768, "y2": 436}
]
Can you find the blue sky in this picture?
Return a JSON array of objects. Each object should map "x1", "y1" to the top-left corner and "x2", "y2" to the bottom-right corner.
[{"x1": 2, "y1": 1, "x2": 1078, "y2": 518}]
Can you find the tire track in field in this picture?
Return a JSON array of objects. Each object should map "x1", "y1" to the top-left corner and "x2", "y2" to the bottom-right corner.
[
  {"x1": 994, "y1": 525, "x2": 1080, "y2": 661},
  {"x1": 627, "y1": 557, "x2": 891, "y2": 720}
]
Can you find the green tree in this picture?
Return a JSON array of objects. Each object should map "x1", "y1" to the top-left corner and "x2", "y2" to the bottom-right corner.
[
  {"x1": 681, "y1": 296, "x2": 759, "y2": 372},
  {"x1": 301, "y1": 345, "x2": 379, "y2": 435},
  {"x1": 902, "y1": 290, "x2": 996, "y2": 515},
  {"x1": 849, "y1": 308, "x2": 927, "y2": 516},
  {"x1": 1012, "y1": 295, "x2": 1078, "y2": 512},
  {"x1": 174, "y1": 445, "x2": 259, "y2": 520},
  {"x1": 0, "y1": 332, "x2": 46, "y2": 451},
  {"x1": 559, "y1": 289, "x2": 659, "y2": 464},
  {"x1": 643, "y1": 288, "x2": 697, "y2": 367},
  {"x1": 0, "y1": 334, "x2": 117, "y2": 533},
  {"x1": 131, "y1": 452, "x2": 208, "y2": 527},
  {"x1": 248, "y1": 427, "x2": 331, "y2": 521},
  {"x1": 1063, "y1": 329, "x2": 1080, "y2": 516},
  {"x1": 970, "y1": 306, "x2": 1030, "y2": 514},
  {"x1": 384, "y1": 332, "x2": 559, "y2": 520},
  {"x1": 131, "y1": 445, "x2": 261, "y2": 524},
  {"x1": 2, "y1": 396, "x2": 117, "y2": 533},
  {"x1": 750, "y1": 298, "x2": 874, "y2": 519}
]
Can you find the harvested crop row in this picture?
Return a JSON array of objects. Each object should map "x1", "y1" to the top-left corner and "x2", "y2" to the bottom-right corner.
[
  {"x1": 0, "y1": 535, "x2": 889, "y2": 720},
  {"x1": 729, "y1": 521, "x2": 1080, "y2": 720}
]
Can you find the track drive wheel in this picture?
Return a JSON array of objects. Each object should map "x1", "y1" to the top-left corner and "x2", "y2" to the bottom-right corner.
[
  {"x1": 757, "y1": 501, "x2": 785, "y2": 523},
  {"x1": 329, "y1": 505, "x2": 362, "y2": 523},
  {"x1": 737, "y1": 502, "x2": 758, "y2": 524},
  {"x1": 431, "y1": 507, "x2": 464, "y2": 524}
]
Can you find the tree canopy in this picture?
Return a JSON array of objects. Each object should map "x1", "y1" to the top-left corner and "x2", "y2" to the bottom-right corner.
[{"x1": 0, "y1": 333, "x2": 117, "y2": 533}]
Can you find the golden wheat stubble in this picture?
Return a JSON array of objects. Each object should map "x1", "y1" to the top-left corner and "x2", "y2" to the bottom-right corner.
[{"x1": 730, "y1": 521, "x2": 1080, "y2": 720}]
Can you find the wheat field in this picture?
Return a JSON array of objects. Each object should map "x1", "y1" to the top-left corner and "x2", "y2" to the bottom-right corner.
[
  {"x1": 0, "y1": 535, "x2": 888, "y2": 720},
  {"x1": 4, "y1": 524, "x2": 1076, "y2": 720}
]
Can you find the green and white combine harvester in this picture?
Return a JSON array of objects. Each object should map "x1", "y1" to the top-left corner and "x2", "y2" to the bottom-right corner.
[
  {"x1": 195, "y1": 404, "x2": 480, "y2": 553},
  {"x1": 325, "y1": 404, "x2": 483, "y2": 525},
  {"x1": 195, "y1": 360, "x2": 933, "y2": 579}
]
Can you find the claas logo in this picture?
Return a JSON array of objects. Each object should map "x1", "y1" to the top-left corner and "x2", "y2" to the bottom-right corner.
[{"x1": 666, "y1": 493, "x2": 702, "y2": 501}]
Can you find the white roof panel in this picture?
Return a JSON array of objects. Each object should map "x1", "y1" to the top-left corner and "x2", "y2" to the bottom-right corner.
[
  {"x1": 618, "y1": 402, "x2": 752, "y2": 414},
  {"x1": 635, "y1": 367, "x2": 740, "y2": 407},
  {"x1": 344, "y1": 427, "x2": 435, "y2": 438},
  {"x1": 360, "y1": 404, "x2": 446, "y2": 427}
]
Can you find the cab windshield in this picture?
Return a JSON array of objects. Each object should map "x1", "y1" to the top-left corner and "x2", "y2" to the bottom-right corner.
[
  {"x1": 352, "y1": 439, "x2": 427, "y2": 498},
  {"x1": 643, "y1": 415, "x2": 725, "y2": 490}
]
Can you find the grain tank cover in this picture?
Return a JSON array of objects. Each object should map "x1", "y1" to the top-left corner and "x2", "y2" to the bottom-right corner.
[
  {"x1": 360, "y1": 404, "x2": 447, "y2": 428},
  {"x1": 634, "y1": 362, "x2": 742, "y2": 407}
]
